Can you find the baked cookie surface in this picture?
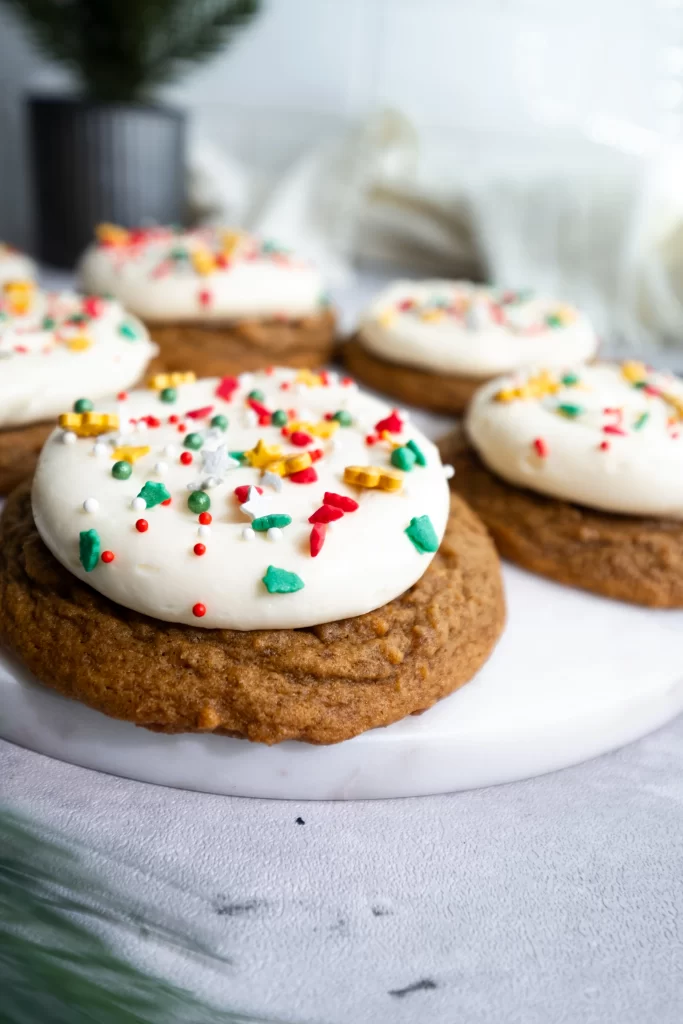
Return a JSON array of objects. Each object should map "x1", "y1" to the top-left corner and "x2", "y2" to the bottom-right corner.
[
  {"x1": 0, "y1": 486, "x2": 505, "y2": 744},
  {"x1": 0, "y1": 422, "x2": 52, "y2": 495}
]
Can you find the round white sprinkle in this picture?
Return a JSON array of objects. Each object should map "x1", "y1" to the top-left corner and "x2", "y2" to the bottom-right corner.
[
  {"x1": 204, "y1": 476, "x2": 218, "y2": 489},
  {"x1": 92, "y1": 442, "x2": 108, "y2": 457},
  {"x1": 197, "y1": 524, "x2": 211, "y2": 538},
  {"x1": 162, "y1": 444, "x2": 177, "y2": 458},
  {"x1": 443, "y1": 464, "x2": 455, "y2": 480},
  {"x1": 242, "y1": 526, "x2": 256, "y2": 541},
  {"x1": 131, "y1": 496, "x2": 147, "y2": 512},
  {"x1": 82, "y1": 497, "x2": 99, "y2": 513},
  {"x1": 154, "y1": 461, "x2": 168, "y2": 476},
  {"x1": 243, "y1": 409, "x2": 259, "y2": 428},
  {"x1": 267, "y1": 527, "x2": 283, "y2": 542},
  {"x1": 239, "y1": 372, "x2": 255, "y2": 389},
  {"x1": 61, "y1": 430, "x2": 77, "y2": 445}
]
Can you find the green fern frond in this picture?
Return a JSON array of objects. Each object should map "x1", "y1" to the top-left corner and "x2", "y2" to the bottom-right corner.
[
  {"x1": 0, "y1": 0, "x2": 261, "y2": 102},
  {"x1": 0, "y1": 808, "x2": 277, "y2": 1024}
]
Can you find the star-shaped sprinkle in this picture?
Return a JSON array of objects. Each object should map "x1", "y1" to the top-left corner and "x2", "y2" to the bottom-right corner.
[
  {"x1": 111, "y1": 445, "x2": 151, "y2": 464},
  {"x1": 239, "y1": 487, "x2": 272, "y2": 520},
  {"x1": 245, "y1": 438, "x2": 282, "y2": 469},
  {"x1": 201, "y1": 445, "x2": 239, "y2": 479}
]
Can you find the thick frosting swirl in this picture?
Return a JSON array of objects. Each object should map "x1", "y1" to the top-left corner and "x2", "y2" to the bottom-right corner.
[
  {"x1": 466, "y1": 361, "x2": 683, "y2": 518},
  {"x1": 79, "y1": 225, "x2": 327, "y2": 323},
  {"x1": 0, "y1": 289, "x2": 157, "y2": 429},
  {"x1": 0, "y1": 243, "x2": 35, "y2": 285},
  {"x1": 32, "y1": 369, "x2": 451, "y2": 630},
  {"x1": 359, "y1": 280, "x2": 598, "y2": 378}
]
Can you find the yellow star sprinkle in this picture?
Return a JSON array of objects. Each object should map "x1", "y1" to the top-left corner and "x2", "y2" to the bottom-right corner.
[
  {"x1": 191, "y1": 249, "x2": 215, "y2": 276},
  {"x1": 621, "y1": 360, "x2": 648, "y2": 384},
  {"x1": 343, "y1": 465, "x2": 403, "y2": 493},
  {"x1": 494, "y1": 370, "x2": 561, "y2": 403},
  {"x1": 245, "y1": 438, "x2": 282, "y2": 468},
  {"x1": 147, "y1": 371, "x2": 196, "y2": 390},
  {"x1": 111, "y1": 445, "x2": 151, "y2": 464},
  {"x1": 294, "y1": 369, "x2": 324, "y2": 387},
  {"x1": 58, "y1": 411, "x2": 119, "y2": 437},
  {"x1": 64, "y1": 335, "x2": 92, "y2": 352}
]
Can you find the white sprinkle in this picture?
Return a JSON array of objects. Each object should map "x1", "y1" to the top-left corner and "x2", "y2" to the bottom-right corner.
[
  {"x1": 330, "y1": 435, "x2": 344, "y2": 453},
  {"x1": 197, "y1": 524, "x2": 211, "y2": 538},
  {"x1": 162, "y1": 444, "x2": 177, "y2": 458},
  {"x1": 242, "y1": 408, "x2": 259, "y2": 428},
  {"x1": 82, "y1": 497, "x2": 99, "y2": 513},
  {"x1": 154, "y1": 461, "x2": 168, "y2": 476},
  {"x1": 61, "y1": 430, "x2": 77, "y2": 445},
  {"x1": 92, "y1": 442, "x2": 108, "y2": 457},
  {"x1": 242, "y1": 526, "x2": 256, "y2": 541},
  {"x1": 267, "y1": 527, "x2": 283, "y2": 542},
  {"x1": 239, "y1": 372, "x2": 255, "y2": 390},
  {"x1": 326, "y1": 370, "x2": 340, "y2": 387},
  {"x1": 262, "y1": 470, "x2": 282, "y2": 492},
  {"x1": 443, "y1": 464, "x2": 455, "y2": 479},
  {"x1": 131, "y1": 496, "x2": 147, "y2": 512},
  {"x1": 204, "y1": 476, "x2": 218, "y2": 489}
]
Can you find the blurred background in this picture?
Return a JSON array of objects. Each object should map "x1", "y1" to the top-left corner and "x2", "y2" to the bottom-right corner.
[{"x1": 1, "y1": 0, "x2": 683, "y2": 345}]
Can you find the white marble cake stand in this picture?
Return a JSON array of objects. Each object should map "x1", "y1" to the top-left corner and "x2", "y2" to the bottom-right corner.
[{"x1": 2, "y1": 563, "x2": 683, "y2": 800}]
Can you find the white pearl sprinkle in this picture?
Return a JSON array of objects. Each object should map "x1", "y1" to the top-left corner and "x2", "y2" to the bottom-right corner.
[
  {"x1": 242, "y1": 526, "x2": 256, "y2": 541},
  {"x1": 239, "y1": 372, "x2": 255, "y2": 389},
  {"x1": 197, "y1": 524, "x2": 211, "y2": 538},
  {"x1": 92, "y1": 442, "x2": 108, "y2": 457},
  {"x1": 82, "y1": 497, "x2": 99, "y2": 513},
  {"x1": 267, "y1": 527, "x2": 283, "y2": 543},
  {"x1": 243, "y1": 409, "x2": 259, "y2": 428},
  {"x1": 61, "y1": 430, "x2": 77, "y2": 445},
  {"x1": 204, "y1": 476, "x2": 218, "y2": 489},
  {"x1": 443, "y1": 464, "x2": 455, "y2": 479},
  {"x1": 154, "y1": 461, "x2": 168, "y2": 476},
  {"x1": 162, "y1": 444, "x2": 177, "y2": 458},
  {"x1": 131, "y1": 496, "x2": 147, "y2": 512}
]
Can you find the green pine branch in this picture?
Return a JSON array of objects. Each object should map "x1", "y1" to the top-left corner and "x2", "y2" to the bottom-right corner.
[
  {"x1": 0, "y1": 0, "x2": 261, "y2": 102},
  {"x1": 0, "y1": 808, "x2": 278, "y2": 1024}
]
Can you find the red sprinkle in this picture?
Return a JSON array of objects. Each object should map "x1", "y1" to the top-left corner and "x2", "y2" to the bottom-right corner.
[
  {"x1": 280, "y1": 381, "x2": 291, "y2": 391},
  {"x1": 533, "y1": 438, "x2": 548, "y2": 458},
  {"x1": 117, "y1": 391, "x2": 128, "y2": 401},
  {"x1": 135, "y1": 519, "x2": 148, "y2": 533},
  {"x1": 365, "y1": 434, "x2": 378, "y2": 446},
  {"x1": 341, "y1": 377, "x2": 354, "y2": 387},
  {"x1": 290, "y1": 466, "x2": 318, "y2": 484},
  {"x1": 161, "y1": 498, "x2": 172, "y2": 506},
  {"x1": 258, "y1": 413, "x2": 271, "y2": 426},
  {"x1": 309, "y1": 504, "x2": 344, "y2": 524},
  {"x1": 308, "y1": 448, "x2": 323, "y2": 462},
  {"x1": 599, "y1": 441, "x2": 610, "y2": 451},
  {"x1": 310, "y1": 523, "x2": 327, "y2": 557},
  {"x1": 234, "y1": 484, "x2": 263, "y2": 503},
  {"x1": 83, "y1": 296, "x2": 104, "y2": 318},
  {"x1": 265, "y1": 365, "x2": 275, "y2": 375},
  {"x1": 198, "y1": 289, "x2": 212, "y2": 308},
  {"x1": 180, "y1": 451, "x2": 193, "y2": 465},
  {"x1": 375, "y1": 410, "x2": 403, "y2": 434},
  {"x1": 280, "y1": 426, "x2": 291, "y2": 437},
  {"x1": 193, "y1": 603, "x2": 207, "y2": 618},
  {"x1": 398, "y1": 298, "x2": 414, "y2": 311},
  {"x1": 603, "y1": 425, "x2": 626, "y2": 436},
  {"x1": 187, "y1": 405, "x2": 214, "y2": 420},
  {"x1": 101, "y1": 550, "x2": 115, "y2": 563},
  {"x1": 290, "y1": 430, "x2": 313, "y2": 447},
  {"x1": 216, "y1": 377, "x2": 239, "y2": 401},
  {"x1": 198, "y1": 512, "x2": 212, "y2": 525},
  {"x1": 194, "y1": 543, "x2": 206, "y2": 556},
  {"x1": 324, "y1": 491, "x2": 359, "y2": 512},
  {"x1": 168, "y1": 414, "x2": 179, "y2": 424}
]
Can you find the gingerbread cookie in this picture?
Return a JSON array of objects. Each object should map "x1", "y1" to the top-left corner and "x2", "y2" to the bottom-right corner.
[
  {"x1": 0, "y1": 288, "x2": 157, "y2": 493},
  {"x1": 446, "y1": 361, "x2": 683, "y2": 606},
  {"x1": 346, "y1": 280, "x2": 598, "y2": 414},
  {"x1": 79, "y1": 225, "x2": 336, "y2": 376},
  {"x1": 0, "y1": 369, "x2": 505, "y2": 744}
]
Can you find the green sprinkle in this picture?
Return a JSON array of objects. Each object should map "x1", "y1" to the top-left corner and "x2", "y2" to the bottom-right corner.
[
  {"x1": 112, "y1": 460, "x2": 132, "y2": 480},
  {"x1": 262, "y1": 565, "x2": 305, "y2": 594},
  {"x1": 545, "y1": 314, "x2": 563, "y2": 328},
  {"x1": 557, "y1": 403, "x2": 583, "y2": 418},
  {"x1": 391, "y1": 446, "x2": 417, "y2": 472},
  {"x1": 633, "y1": 380, "x2": 648, "y2": 390},
  {"x1": 118, "y1": 321, "x2": 139, "y2": 340},
  {"x1": 333, "y1": 410, "x2": 353, "y2": 427},
  {"x1": 79, "y1": 529, "x2": 100, "y2": 572},
  {"x1": 68, "y1": 313, "x2": 88, "y2": 325},
  {"x1": 406, "y1": 439, "x2": 427, "y2": 466},
  {"x1": 252, "y1": 514, "x2": 292, "y2": 532},
  {"x1": 211, "y1": 414, "x2": 228, "y2": 430},
  {"x1": 160, "y1": 387, "x2": 177, "y2": 403},
  {"x1": 561, "y1": 373, "x2": 580, "y2": 387},
  {"x1": 42, "y1": 316, "x2": 56, "y2": 330},
  {"x1": 271, "y1": 409, "x2": 288, "y2": 426},
  {"x1": 137, "y1": 481, "x2": 170, "y2": 508},
  {"x1": 634, "y1": 412, "x2": 649, "y2": 430},
  {"x1": 229, "y1": 450, "x2": 248, "y2": 464},
  {"x1": 170, "y1": 248, "x2": 188, "y2": 261},
  {"x1": 248, "y1": 389, "x2": 265, "y2": 402},
  {"x1": 184, "y1": 432, "x2": 204, "y2": 450},
  {"x1": 188, "y1": 490, "x2": 210, "y2": 514},
  {"x1": 405, "y1": 515, "x2": 439, "y2": 554},
  {"x1": 73, "y1": 397, "x2": 93, "y2": 414}
]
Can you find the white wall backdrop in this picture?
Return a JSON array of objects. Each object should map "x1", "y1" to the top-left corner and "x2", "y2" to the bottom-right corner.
[{"x1": 1, "y1": 0, "x2": 681, "y2": 251}]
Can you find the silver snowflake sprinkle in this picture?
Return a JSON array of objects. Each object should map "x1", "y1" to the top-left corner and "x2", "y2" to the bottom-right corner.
[{"x1": 201, "y1": 445, "x2": 239, "y2": 480}]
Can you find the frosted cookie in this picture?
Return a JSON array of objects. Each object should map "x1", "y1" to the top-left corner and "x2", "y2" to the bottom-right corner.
[
  {"x1": 0, "y1": 288, "x2": 157, "y2": 492},
  {"x1": 0, "y1": 242, "x2": 36, "y2": 286},
  {"x1": 345, "y1": 280, "x2": 598, "y2": 414},
  {"x1": 444, "y1": 361, "x2": 683, "y2": 606},
  {"x1": 0, "y1": 369, "x2": 505, "y2": 744},
  {"x1": 79, "y1": 225, "x2": 336, "y2": 376}
]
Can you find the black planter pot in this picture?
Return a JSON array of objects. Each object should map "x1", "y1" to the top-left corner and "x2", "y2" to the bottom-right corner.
[{"x1": 29, "y1": 96, "x2": 186, "y2": 268}]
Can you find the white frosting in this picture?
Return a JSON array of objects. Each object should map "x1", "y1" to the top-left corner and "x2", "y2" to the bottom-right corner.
[
  {"x1": 78, "y1": 226, "x2": 326, "y2": 323},
  {"x1": 0, "y1": 290, "x2": 157, "y2": 429},
  {"x1": 0, "y1": 243, "x2": 35, "y2": 285},
  {"x1": 32, "y1": 369, "x2": 451, "y2": 630},
  {"x1": 466, "y1": 362, "x2": 683, "y2": 518},
  {"x1": 359, "y1": 280, "x2": 598, "y2": 378}
]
